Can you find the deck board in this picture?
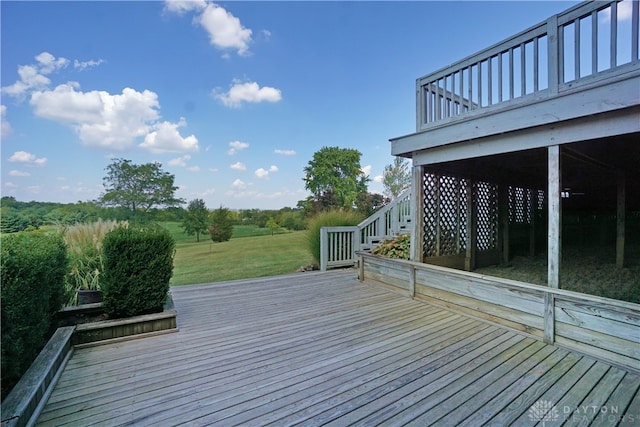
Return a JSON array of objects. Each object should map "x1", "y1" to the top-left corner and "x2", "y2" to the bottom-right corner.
[{"x1": 36, "y1": 270, "x2": 640, "y2": 426}]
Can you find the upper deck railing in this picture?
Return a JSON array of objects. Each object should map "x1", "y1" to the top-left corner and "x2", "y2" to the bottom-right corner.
[{"x1": 417, "y1": 0, "x2": 639, "y2": 130}]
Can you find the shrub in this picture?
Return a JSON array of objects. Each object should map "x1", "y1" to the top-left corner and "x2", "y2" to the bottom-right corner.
[
  {"x1": 306, "y1": 209, "x2": 364, "y2": 266},
  {"x1": 1, "y1": 231, "x2": 68, "y2": 398},
  {"x1": 372, "y1": 233, "x2": 411, "y2": 260},
  {"x1": 101, "y1": 224, "x2": 175, "y2": 317},
  {"x1": 62, "y1": 219, "x2": 126, "y2": 305}
]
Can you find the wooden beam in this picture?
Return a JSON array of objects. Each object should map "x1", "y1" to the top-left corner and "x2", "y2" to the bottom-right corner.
[
  {"x1": 548, "y1": 145, "x2": 561, "y2": 289},
  {"x1": 410, "y1": 165, "x2": 425, "y2": 263},
  {"x1": 617, "y1": 171, "x2": 626, "y2": 268}
]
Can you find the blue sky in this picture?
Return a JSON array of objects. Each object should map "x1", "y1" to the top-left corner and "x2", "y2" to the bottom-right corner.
[{"x1": 1, "y1": 1, "x2": 577, "y2": 210}]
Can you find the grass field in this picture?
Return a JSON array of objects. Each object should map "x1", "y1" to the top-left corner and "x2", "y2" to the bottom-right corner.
[{"x1": 161, "y1": 223, "x2": 314, "y2": 286}]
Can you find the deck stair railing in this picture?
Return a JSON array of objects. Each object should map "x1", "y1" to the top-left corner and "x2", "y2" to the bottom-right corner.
[
  {"x1": 320, "y1": 190, "x2": 411, "y2": 271},
  {"x1": 417, "y1": 0, "x2": 639, "y2": 130}
]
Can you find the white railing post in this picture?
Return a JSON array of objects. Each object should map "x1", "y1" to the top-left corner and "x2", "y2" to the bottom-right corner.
[
  {"x1": 547, "y1": 15, "x2": 559, "y2": 95},
  {"x1": 320, "y1": 227, "x2": 328, "y2": 272}
]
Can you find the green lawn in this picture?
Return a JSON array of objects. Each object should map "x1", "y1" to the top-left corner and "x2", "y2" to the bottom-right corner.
[{"x1": 161, "y1": 222, "x2": 314, "y2": 286}]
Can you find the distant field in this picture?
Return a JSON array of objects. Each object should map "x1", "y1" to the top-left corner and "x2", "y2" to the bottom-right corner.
[{"x1": 161, "y1": 222, "x2": 314, "y2": 286}]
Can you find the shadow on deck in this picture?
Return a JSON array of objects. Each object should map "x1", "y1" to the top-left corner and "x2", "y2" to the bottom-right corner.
[{"x1": 36, "y1": 270, "x2": 639, "y2": 426}]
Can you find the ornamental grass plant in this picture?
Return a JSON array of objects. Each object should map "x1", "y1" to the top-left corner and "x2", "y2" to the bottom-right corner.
[
  {"x1": 61, "y1": 219, "x2": 127, "y2": 305},
  {"x1": 307, "y1": 209, "x2": 364, "y2": 267}
]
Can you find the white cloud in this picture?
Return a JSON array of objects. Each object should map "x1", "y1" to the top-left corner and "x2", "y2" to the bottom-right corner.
[
  {"x1": 8, "y1": 150, "x2": 47, "y2": 166},
  {"x1": 163, "y1": 0, "x2": 207, "y2": 15},
  {"x1": 74, "y1": 58, "x2": 105, "y2": 71},
  {"x1": 255, "y1": 165, "x2": 278, "y2": 179},
  {"x1": 230, "y1": 161, "x2": 246, "y2": 170},
  {"x1": 35, "y1": 52, "x2": 69, "y2": 74},
  {"x1": 196, "y1": 188, "x2": 216, "y2": 197},
  {"x1": 196, "y1": 3, "x2": 252, "y2": 56},
  {"x1": 30, "y1": 83, "x2": 161, "y2": 150},
  {"x1": 140, "y1": 118, "x2": 199, "y2": 153},
  {"x1": 227, "y1": 140, "x2": 249, "y2": 155},
  {"x1": 4, "y1": 182, "x2": 17, "y2": 188},
  {"x1": 216, "y1": 81, "x2": 282, "y2": 108},
  {"x1": 362, "y1": 165, "x2": 372, "y2": 176},
  {"x1": 168, "y1": 154, "x2": 191, "y2": 167},
  {"x1": 255, "y1": 168, "x2": 269, "y2": 179},
  {"x1": 231, "y1": 178, "x2": 246, "y2": 189},
  {"x1": 208, "y1": 167, "x2": 219, "y2": 173},
  {"x1": 274, "y1": 149, "x2": 295, "y2": 156},
  {"x1": 9, "y1": 170, "x2": 30, "y2": 177},
  {"x1": 1, "y1": 105, "x2": 11, "y2": 139},
  {"x1": 225, "y1": 188, "x2": 307, "y2": 202},
  {"x1": 374, "y1": 174, "x2": 384, "y2": 183},
  {"x1": 1, "y1": 52, "x2": 68, "y2": 99},
  {"x1": 187, "y1": 165, "x2": 200, "y2": 172}
]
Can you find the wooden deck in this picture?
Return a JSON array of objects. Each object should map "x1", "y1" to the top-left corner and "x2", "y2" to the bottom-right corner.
[{"x1": 36, "y1": 270, "x2": 640, "y2": 426}]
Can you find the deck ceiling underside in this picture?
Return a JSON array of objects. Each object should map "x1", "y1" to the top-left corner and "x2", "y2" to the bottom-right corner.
[{"x1": 424, "y1": 134, "x2": 640, "y2": 211}]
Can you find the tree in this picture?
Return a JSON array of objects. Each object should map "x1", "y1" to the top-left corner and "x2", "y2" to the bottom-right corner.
[
  {"x1": 265, "y1": 218, "x2": 280, "y2": 235},
  {"x1": 181, "y1": 199, "x2": 210, "y2": 242},
  {"x1": 355, "y1": 192, "x2": 390, "y2": 217},
  {"x1": 382, "y1": 156, "x2": 411, "y2": 199},
  {"x1": 209, "y1": 206, "x2": 234, "y2": 243},
  {"x1": 99, "y1": 158, "x2": 184, "y2": 216},
  {"x1": 303, "y1": 146, "x2": 370, "y2": 211}
]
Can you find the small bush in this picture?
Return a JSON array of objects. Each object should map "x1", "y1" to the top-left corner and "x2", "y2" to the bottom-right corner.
[
  {"x1": 307, "y1": 210, "x2": 364, "y2": 266},
  {"x1": 1, "y1": 231, "x2": 68, "y2": 398},
  {"x1": 101, "y1": 224, "x2": 175, "y2": 317},
  {"x1": 372, "y1": 234, "x2": 411, "y2": 260}
]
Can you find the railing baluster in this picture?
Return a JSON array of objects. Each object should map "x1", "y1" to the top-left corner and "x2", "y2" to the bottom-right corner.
[
  {"x1": 533, "y1": 37, "x2": 539, "y2": 92},
  {"x1": 633, "y1": 0, "x2": 639, "y2": 61},
  {"x1": 520, "y1": 42, "x2": 526, "y2": 95},
  {"x1": 575, "y1": 18, "x2": 580, "y2": 79},
  {"x1": 509, "y1": 47, "x2": 515, "y2": 99},
  {"x1": 488, "y1": 57, "x2": 493, "y2": 106},
  {"x1": 592, "y1": 10, "x2": 598, "y2": 75},
  {"x1": 467, "y1": 65, "x2": 473, "y2": 110},
  {"x1": 611, "y1": 1, "x2": 618, "y2": 68}
]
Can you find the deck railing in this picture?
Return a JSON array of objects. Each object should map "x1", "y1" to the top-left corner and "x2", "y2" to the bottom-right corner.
[
  {"x1": 417, "y1": 0, "x2": 640, "y2": 130},
  {"x1": 319, "y1": 190, "x2": 412, "y2": 271}
]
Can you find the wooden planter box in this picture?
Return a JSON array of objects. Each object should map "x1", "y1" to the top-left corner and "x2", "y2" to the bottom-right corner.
[{"x1": 1, "y1": 296, "x2": 178, "y2": 427}]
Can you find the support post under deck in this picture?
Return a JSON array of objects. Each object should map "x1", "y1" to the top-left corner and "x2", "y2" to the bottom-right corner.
[
  {"x1": 617, "y1": 171, "x2": 626, "y2": 268},
  {"x1": 545, "y1": 145, "x2": 561, "y2": 344}
]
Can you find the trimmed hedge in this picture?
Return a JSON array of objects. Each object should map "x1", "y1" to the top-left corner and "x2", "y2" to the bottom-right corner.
[
  {"x1": 101, "y1": 224, "x2": 175, "y2": 317},
  {"x1": 1, "y1": 231, "x2": 68, "y2": 399}
]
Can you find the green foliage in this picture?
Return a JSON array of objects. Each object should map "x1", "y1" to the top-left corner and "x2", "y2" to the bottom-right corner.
[
  {"x1": 355, "y1": 192, "x2": 389, "y2": 217},
  {"x1": 306, "y1": 209, "x2": 364, "y2": 266},
  {"x1": 209, "y1": 206, "x2": 234, "y2": 243},
  {"x1": 1, "y1": 231, "x2": 68, "y2": 398},
  {"x1": 99, "y1": 158, "x2": 185, "y2": 216},
  {"x1": 265, "y1": 218, "x2": 280, "y2": 235},
  {"x1": 303, "y1": 146, "x2": 370, "y2": 211},
  {"x1": 280, "y1": 210, "x2": 306, "y2": 231},
  {"x1": 101, "y1": 224, "x2": 175, "y2": 317},
  {"x1": 382, "y1": 156, "x2": 411, "y2": 198},
  {"x1": 62, "y1": 219, "x2": 126, "y2": 305},
  {"x1": 181, "y1": 198, "x2": 210, "y2": 242},
  {"x1": 0, "y1": 210, "x2": 31, "y2": 233},
  {"x1": 372, "y1": 234, "x2": 411, "y2": 260}
]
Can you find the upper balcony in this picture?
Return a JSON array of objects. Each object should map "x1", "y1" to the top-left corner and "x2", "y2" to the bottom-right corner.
[{"x1": 391, "y1": 0, "x2": 640, "y2": 162}]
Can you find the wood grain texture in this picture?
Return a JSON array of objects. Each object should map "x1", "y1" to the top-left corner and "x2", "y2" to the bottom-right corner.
[{"x1": 35, "y1": 270, "x2": 639, "y2": 426}]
